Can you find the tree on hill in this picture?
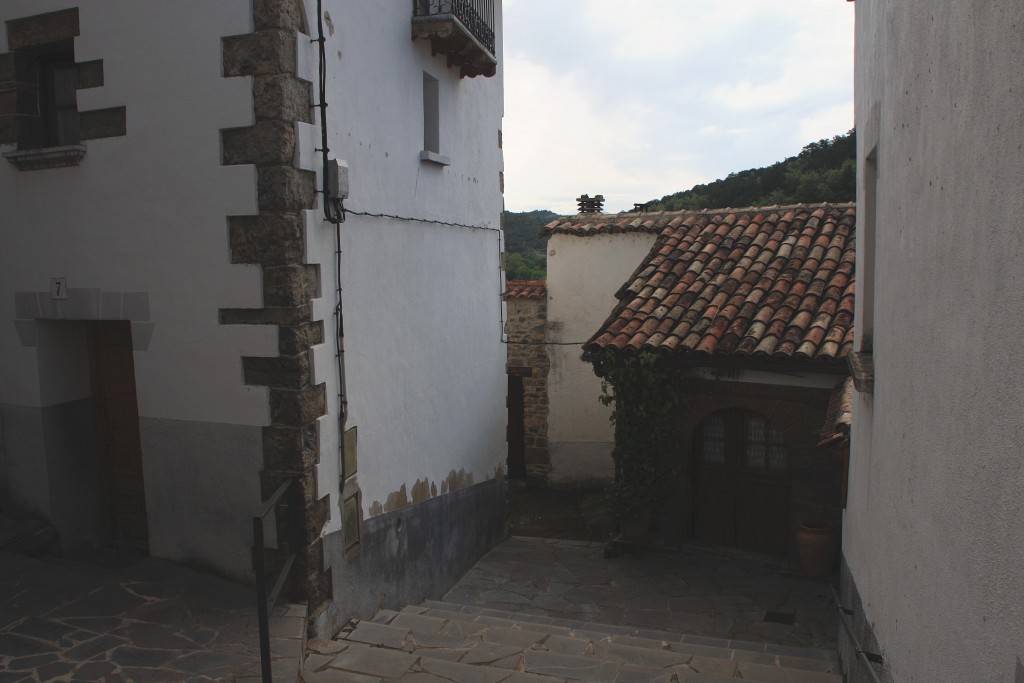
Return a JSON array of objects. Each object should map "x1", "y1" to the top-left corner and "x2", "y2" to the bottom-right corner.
[
  {"x1": 503, "y1": 209, "x2": 557, "y2": 255},
  {"x1": 502, "y1": 209, "x2": 557, "y2": 279},
  {"x1": 646, "y1": 130, "x2": 855, "y2": 212},
  {"x1": 500, "y1": 130, "x2": 856, "y2": 279}
]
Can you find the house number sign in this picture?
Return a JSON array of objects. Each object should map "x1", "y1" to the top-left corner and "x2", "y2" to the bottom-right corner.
[{"x1": 51, "y1": 277, "x2": 68, "y2": 300}]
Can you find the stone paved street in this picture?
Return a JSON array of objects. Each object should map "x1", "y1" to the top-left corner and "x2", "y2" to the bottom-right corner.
[
  {"x1": 442, "y1": 537, "x2": 836, "y2": 650},
  {"x1": 301, "y1": 537, "x2": 842, "y2": 683},
  {"x1": 0, "y1": 550, "x2": 304, "y2": 682}
]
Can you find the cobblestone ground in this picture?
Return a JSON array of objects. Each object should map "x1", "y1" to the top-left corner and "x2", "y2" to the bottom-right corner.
[
  {"x1": 0, "y1": 550, "x2": 304, "y2": 682},
  {"x1": 444, "y1": 537, "x2": 838, "y2": 650}
]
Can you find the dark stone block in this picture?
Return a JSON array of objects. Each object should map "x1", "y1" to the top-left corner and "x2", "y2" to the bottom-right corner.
[
  {"x1": 243, "y1": 352, "x2": 311, "y2": 390},
  {"x1": 263, "y1": 264, "x2": 319, "y2": 308},
  {"x1": 222, "y1": 30, "x2": 297, "y2": 77},
  {"x1": 222, "y1": 119, "x2": 295, "y2": 166},
  {"x1": 79, "y1": 107, "x2": 126, "y2": 140},
  {"x1": 228, "y1": 212, "x2": 305, "y2": 266},
  {"x1": 7, "y1": 8, "x2": 80, "y2": 51},
  {"x1": 77, "y1": 60, "x2": 104, "y2": 89},
  {"x1": 278, "y1": 321, "x2": 324, "y2": 355},
  {"x1": 270, "y1": 384, "x2": 326, "y2": 427},
  {"x1": 253, "y1": 74, "x2": 313, "y2": 122},
  {"x1": 254, "y1": 0, "x2": 309, "y2": 33},
  {"x1": 219, "y1": 305, "x2": 311, "y2": 326},
  {"x1": 257, "y1": 166, "x2": 316, "y2": 211}
]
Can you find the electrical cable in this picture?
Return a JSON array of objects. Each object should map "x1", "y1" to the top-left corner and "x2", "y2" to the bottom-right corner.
[
  {"x1": 344, "y1": 208, "x2": 498, "y2": 233},
  {"x1": 315, "y1": 0, "x2": 344, "y2": 225},
  {"x1": 314, "y1": 0, "x2": 348, "y2": 485}
]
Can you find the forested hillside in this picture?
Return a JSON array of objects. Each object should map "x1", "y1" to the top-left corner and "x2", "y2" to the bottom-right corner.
[
  {"x1": 646, "y1": 130, "x2": 855, "y2": 211},
  {"x1": 503, "y1": 210, "x2": 556, "y2": 280},
  {"x1": 502, "y1": 130, "x2": 856, "y2": 280}
]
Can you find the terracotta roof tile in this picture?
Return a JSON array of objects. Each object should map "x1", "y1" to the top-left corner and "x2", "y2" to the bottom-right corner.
[
  {"x1": 582, "y1": 203, "x2": 856, "y2": 366},
  {"x1": 504, "y1": 280, "x2": 546, "y2": 300}
]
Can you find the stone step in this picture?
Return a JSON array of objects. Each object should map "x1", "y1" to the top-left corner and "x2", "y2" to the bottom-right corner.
[
  {"x1": 409, "y1": 602, "x2": 839, "y2": 672},
  {"x1": 304, "y1": 637, "x2": 841, "y2": 683},
  {"x1": 303, "y1": 603, "x2": 842, "y2": 683}
]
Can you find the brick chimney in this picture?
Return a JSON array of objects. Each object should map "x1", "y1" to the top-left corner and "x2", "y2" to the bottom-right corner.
[{"x1": 576, "y1": 194, "x2": 604, "y2": 214}]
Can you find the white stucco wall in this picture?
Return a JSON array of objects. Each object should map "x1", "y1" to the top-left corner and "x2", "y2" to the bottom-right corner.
[
  {"x1": 0, "y1": 1, "x2": 273, "y2": 423},
  {"x1": 545, "y1": 231, "x2": 657, "y2": 483},
  {"x1": 300, "y1": 0, "x2": 506, "y2": 524},
  {"x1": 0, "y1": 1, "x2": 271, "y2": 575},
  {"x1": 845, "y1": 1, "x2": 1024, "y2": 680}
]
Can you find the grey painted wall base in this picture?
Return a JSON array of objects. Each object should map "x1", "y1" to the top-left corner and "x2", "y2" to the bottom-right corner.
[
  {"x1": 0, "y1": 403, "x2": 263, "y2": 583},
  {"x1": 313, "y1": 476, "x2": 507, "y2": 638},
  {"x1": 839, "y1": 554, "x2": 896, "y2": 683},
  {"x1": 139, "y1": 417, "x2": 263, "y2": 584},
  {"x1": 0, "y1": 400, "x2": 102, "y2": 554}
]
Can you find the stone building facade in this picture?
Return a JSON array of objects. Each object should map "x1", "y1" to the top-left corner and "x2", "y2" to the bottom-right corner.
[
  {"x1": 503, "y1": 281, "x2": 549, "y2": 480},
  {"x1": 0, "y1": 0, "x2": 506, "y2": 638}
]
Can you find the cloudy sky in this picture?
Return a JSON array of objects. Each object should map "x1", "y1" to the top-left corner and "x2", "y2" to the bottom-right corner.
[{"x1": 501, "y1": 0, "x2": 855, "y2": 215}]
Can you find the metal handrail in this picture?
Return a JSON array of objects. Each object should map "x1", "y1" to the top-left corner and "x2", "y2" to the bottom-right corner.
[
  {"x1": 830, "y1": 584, "x2": 885, "y2": 683},
  {"x1": 252, "y1": 477, "x2": 301, "y2": 683},
  {"x1": 413, "y1": 0, "x2": 496, "y2": 54}
]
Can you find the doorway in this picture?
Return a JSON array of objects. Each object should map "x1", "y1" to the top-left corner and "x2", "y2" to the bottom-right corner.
[
  {"x1": 506, "y1": 374, "x2": 526, "y2": 479},
  {"x1": 88, "y1": 321, "x2": 149, "y2": 553},
  {"x1": 691, "y1": 409, "x2": 790, "y2": 555}
]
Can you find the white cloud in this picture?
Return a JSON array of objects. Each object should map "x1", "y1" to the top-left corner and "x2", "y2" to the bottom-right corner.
[
  {"x1": 798, "y1": 101, "x2": 855, "y2": 142},
  {"x1": 504, "y1": 56, "x2": 703, "y2": 213},
  {"x1": 501, "y1": 0, "x2": 855, "y2": 213}
]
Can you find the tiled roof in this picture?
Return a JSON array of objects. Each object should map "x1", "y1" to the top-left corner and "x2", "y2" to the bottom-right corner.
[
  {"x1": 583, "y1": 204, "x2": 856, "y2": 366},
  {"x1": 504, "y1": 280, "x2": 546, "y2": 300},
  {"x1": 540, "y1": 214, "x2": 667, "y2": 238}
]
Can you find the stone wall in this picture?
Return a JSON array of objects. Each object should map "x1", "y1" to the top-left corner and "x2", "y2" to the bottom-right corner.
[
  {"x1": 220, "y1": 0, "x2": 331, "y2": 616},
  {"x1": 504, "y1": 283, "x2": 550, "y2": 480}
]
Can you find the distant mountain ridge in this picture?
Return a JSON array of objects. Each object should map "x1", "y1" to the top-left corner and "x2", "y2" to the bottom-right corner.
[
  {"x1": 501, "y1": 130, "x2": 856, "y2": 280},
  {"x1": 646, "y1": 130, "x2": 855, "y2": 212}
]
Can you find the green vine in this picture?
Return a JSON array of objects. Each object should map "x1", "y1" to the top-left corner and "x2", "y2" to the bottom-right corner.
[{"x1": 597, "y1": 351, "x2": 692, "y2": 521}]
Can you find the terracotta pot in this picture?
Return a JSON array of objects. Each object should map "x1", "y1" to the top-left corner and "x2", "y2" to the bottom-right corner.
[
  {"x1": 619, "y1": 509, "x2": 653, "y2": 541},
  {"x1": 796, "y1": 524, "x2": 839, "y2": 577}
]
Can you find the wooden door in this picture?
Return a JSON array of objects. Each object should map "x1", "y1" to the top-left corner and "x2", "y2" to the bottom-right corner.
[
  {"x1": 692, "y1": 410, "x2": 790, "y2": 555},
  {"x1": 89, "y1": 321, "x2": 149, "y2": 553},
  {"x1": 506, "y1": 375, "x2": 526, "y2": 479}
]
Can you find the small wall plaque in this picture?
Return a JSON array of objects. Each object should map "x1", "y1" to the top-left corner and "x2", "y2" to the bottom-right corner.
[{"x1": 50, "y1": 278, "x2": 68, "y2": 300}]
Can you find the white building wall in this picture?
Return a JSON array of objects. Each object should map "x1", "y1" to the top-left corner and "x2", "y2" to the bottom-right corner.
[
  {"x1": 300, "y1": 0, "x2": 505, "y2": 524},
  {"x1": 299, "y1": 0, "x2": 507, "y2": 633},
  {"x1": 0, "y1": 0, "x2": 272, "y2": 578},
  {"x1": 845, "y1": 1, "x2": 1024, "y2": 680},
  {"x1": 545, "y1": 232, "x2": 657, "y2": 483}
]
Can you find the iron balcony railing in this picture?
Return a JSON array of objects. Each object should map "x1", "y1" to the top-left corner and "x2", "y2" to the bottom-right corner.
[{"x1": 413, "y1": 0, "x2": 495, "y2": 55}]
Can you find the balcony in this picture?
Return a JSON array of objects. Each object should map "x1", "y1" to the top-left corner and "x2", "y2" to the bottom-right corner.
[{"x1": 412, "y1": 0, "x2": 497, "y2": 78}]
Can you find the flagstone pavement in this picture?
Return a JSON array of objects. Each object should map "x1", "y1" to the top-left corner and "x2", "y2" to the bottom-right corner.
[
  {"x1": 0, "y1": 550, "x2": 304, "y2": 682},
  {"x1": 440, "y1": 537, "x2": 837, "y2": 650}
]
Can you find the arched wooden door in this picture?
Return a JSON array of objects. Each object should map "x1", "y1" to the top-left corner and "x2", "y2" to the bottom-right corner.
[{"x1": 691, "y1": 409, "x2": 791, "y2": 556}]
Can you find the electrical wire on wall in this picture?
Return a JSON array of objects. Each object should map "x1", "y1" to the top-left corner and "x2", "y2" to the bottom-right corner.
[{"x1": 314, "y1": 0, "x2": 349, "y2": 482}]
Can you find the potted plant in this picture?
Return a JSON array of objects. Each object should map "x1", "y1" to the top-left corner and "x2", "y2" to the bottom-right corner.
[{"x1": 796, "y1": 518, "x2": 840, "y2": 577}]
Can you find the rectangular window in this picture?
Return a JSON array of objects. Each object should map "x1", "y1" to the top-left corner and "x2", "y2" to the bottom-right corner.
[
  {"x1": 18, "y1": 41, "x2": 80, "y2": 150},
  {"x1": 419, "y1": 71, "x2": 450, "y2": 165},
  {"x1": 422, "y1": 71, "x2": 439, "y2": 154}
]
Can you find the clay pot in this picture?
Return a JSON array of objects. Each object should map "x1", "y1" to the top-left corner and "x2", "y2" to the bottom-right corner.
[
  {"x1": 796, "y1": 524, "x2": 839, "y2": 577},
  {"x1": 619, "y1": 509, "x2": 653, "y2": 541}
]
